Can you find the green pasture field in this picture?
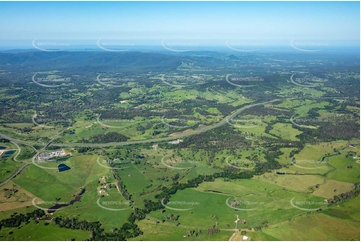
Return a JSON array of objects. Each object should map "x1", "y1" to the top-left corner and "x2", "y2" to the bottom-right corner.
[
  {"x1": 157, "y1": 149, "x2": 223, "y2": 177},
  {"x1": 275, "y1": 99, "x2": 329, "y2": 114},
  {"x1": 274, "y1": 164, "x2": 333, "y2": 176},
  {"x1": 251, "y1": 196, "x2": 360, "y2": 241},
  {"x1": 272, "y1": 141, "x2": 358, "y2": 176},
  {"x1": 292, "y1": 101, "x2": 330, "y2": 117},
  {"x1": 114, "y1": 163, "x2": 151, "y2": 195},
  {"x1": 256, "y1": 174, "x2": 326, "y2": 193},
  {"x1": 0, "y1": 159, "x2": 23, "y2": 183},
  {"x1": 312, "y1": 179, "x2": 354, "y2": 198},
  {"x1": 131, "y1": 219, "x2": 233, "y2": 241},
  {"x1": 55, "y1": 182, "x2": 132, "y2": 232},
  {"x1": 222, "y1": 151, "x2": 266, "y2": 170},
  {"x1": 13, "y1": 154, "x2": 108, "y2": 201},
  {"x1": 63, "y1": 121, "x2": 112, "y2": 141},
  {"x1": 0, "y1": 206, "x2": 37, "y2": 221},
  {"x1": 10, "y1": 153, "x2": 133, "y2": 231},
  {"x1": 294, "y1": 141, "x2": 349, "y2": 161},
  {"x1": 346, "y1": 105, "x2": 360, "y2": 115},
  {"x1": 274, "y1": 99, "x2": 307, "y2": 109},
  {"x1": 147, "y1": 177, "x2": 330, "y2": 231},
  {"x1": 281, "y1": 86, "x2": 326, "y2": 98},
  {"x1": 204, "y1": 88, "x2": 253, "y2": 105},
  {"x1": 276, "y1": 148, "x2": 296, "y2": 166},
  {"x1": 0, "y1": 220, "x2": 90, "y2": 241},
  {"x1": 326, "y1": 155, "x2": 360, "y2": 184},
  {"x1": 231, "y1": 122, "x2": 276, "y2": 139},
  {"x1": 269, "y1": 123, "x2": 302, "y2": 141}
]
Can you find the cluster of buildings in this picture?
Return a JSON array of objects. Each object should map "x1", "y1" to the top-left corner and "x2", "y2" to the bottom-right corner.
[{"x1": 38, "y1": 149, "x2": 71, "y2": 161}]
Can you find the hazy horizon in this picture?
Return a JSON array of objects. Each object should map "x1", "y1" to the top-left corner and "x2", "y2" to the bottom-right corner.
[{"x1": 0, "y1": 1, "x2": 359, "y2": 52}]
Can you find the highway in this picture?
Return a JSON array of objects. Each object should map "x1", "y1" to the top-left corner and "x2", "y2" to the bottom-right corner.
[{"x1": 0, "y1": 98, "x2": 284, "y2": 148}]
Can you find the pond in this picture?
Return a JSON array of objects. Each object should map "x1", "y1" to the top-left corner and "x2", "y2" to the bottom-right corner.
[
  {"x1": 1, "y1": 150, "x2": 15, "y2": 159},
  {"x1": 58, "y1": 163, "x2": 71, "y2": 172},
  {"x1": 4, "y1": 150, "x2": 15, "y2": 155},
  {"x1": 0, "y1": 146, "x2": 6, "y2": 150},
  {"x1": 48, "y1": 188, "x2": 85, "y2": 213}
]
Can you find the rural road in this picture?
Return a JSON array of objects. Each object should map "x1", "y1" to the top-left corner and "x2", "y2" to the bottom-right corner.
[
  {"x1": 11, "y1": 142, "x2": 21, "y2": 162},
  {"x1": 0, "y1": 162, "x2": 29, "y2": 187}
]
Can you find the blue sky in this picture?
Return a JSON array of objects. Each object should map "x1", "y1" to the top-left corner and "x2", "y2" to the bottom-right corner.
[{"x1": 0, "y1": 1, "x2": 359, "y2": 44}]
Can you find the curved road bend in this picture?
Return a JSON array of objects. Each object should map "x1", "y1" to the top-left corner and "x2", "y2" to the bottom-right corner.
[{"x1": 11, "y1": 141, "x2": 21, "y2": 162}]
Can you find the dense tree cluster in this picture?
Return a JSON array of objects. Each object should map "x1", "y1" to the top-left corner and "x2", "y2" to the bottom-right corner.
[
  {"x1": 0, "y1": 209, "x2": 45, "y2": 229},
  {"x1": 0, "y1": 209, "x2": 142, "y2": 241},
  {"x1": 81, "y1": 132, "x2": 129, "y2": 143},
  {"x1": 54, "y1": 217, "x2": 101, "y2": 232},
  {"x1": 327, "y1": 182, "x2": 360, "y2": 205},
  {"x1": 112, "y1": 170, "x2": 132, "y2": 200},
  {"x1": 207, "y1": 227, "x2": 220, "y2": 235}
]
